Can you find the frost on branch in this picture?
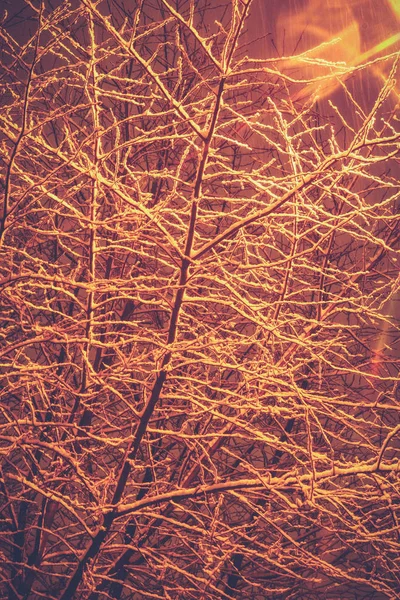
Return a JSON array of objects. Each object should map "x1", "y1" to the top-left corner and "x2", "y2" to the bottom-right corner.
[{"x1": 0, "y1": 1, "x2": 399, "y2": 599}]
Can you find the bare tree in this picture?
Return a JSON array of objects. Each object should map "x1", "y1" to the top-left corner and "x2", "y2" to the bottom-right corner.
[{"x1": 1, "y1": 1, "x2": 399, "y2": 598}]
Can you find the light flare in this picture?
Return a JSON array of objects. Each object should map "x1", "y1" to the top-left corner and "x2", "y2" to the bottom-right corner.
[
  {"x1": 370, "y1": 280, "x2": 400, "y2": 376},
  {"x1": 388, "y1": 0, "x2": 400, "y2": 18},
  {"x1": 277, "y1": 0, "x2": 400, "y2": 102}
]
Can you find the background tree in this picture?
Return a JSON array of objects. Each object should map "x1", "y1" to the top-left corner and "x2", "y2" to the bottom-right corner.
[{"x1": 0, "y1": 1, "x2": 399, "y2": 598}]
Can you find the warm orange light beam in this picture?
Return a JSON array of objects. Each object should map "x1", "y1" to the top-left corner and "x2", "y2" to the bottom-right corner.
[
  {"x1": 280, "y1": 0, "x2": 400, "y2": 104},
  {"x1": 388, "y1": 0, "x2": 400, "y2": 18},
  {"x1": 356, "y1": 32, "x2": 400, "y2": 64},
  {"x1": 292, "y1": 31, "x2": 400, "y2": 103}
]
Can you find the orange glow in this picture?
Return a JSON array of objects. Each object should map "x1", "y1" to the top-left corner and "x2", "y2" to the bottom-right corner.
[
  {"x1": 278, "y1": 0, "x2": 400, "y2": 102},
  {"x1": 371, "y1": 289, "x2": 399, "y2": 376},
  {"x1": 388, "y1": 0, "x2": 400, "y2": 18},
  {"x1": 355, "y1": 32, "x2": 400, "y2": 67}
]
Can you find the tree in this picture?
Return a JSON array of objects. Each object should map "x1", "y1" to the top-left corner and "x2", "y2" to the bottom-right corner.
[{"x1": 0, "y1": 1, "x2": 399, "y2": 598}]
